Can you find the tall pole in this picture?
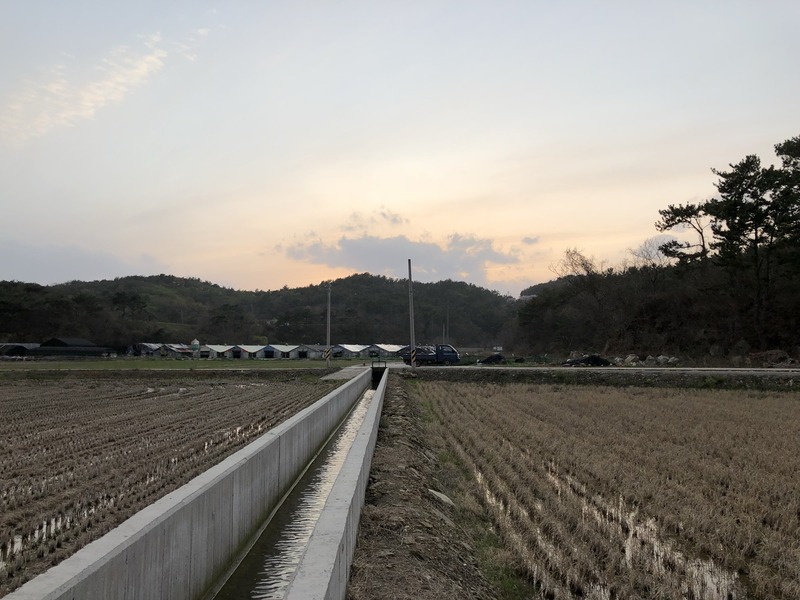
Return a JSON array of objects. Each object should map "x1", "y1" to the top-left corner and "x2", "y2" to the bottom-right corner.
[
  {"x1": 326, "y1": 283, "x2": 331, "y2": 369},
  {"x1": 408, "y1": 259, "x2": 416, "y2": 369},
  {"x1": 446, "y1": 303, "x2": 450, "y2": 344}
]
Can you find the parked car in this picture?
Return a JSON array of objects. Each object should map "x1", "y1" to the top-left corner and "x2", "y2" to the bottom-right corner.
[
  {"x1": 478, "y1": 353, "x2": 505, "y2": 365},
  {"x1": 401, "y1": 344, "x2": 460, "y2": 366}
]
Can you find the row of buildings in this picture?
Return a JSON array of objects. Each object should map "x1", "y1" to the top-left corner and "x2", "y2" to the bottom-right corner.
[
  {"x1": 0, "y1": 337, "x2": 111, "y2": 357},
  {"x1": 0, "y1": 338, "x2": 410, "y2": 360},
  {"x1": 137, "y1": 342, "x2": 406, "y2": 360}
]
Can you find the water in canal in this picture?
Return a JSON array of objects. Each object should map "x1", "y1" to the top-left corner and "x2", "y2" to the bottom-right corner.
[{"x1": 211, "y1": 390, "x2": 374, "y2": 600}]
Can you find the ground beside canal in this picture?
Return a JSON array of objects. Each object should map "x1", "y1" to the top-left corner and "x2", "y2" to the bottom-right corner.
[{"x1": 346, "y1": 372, "x2": 533, "y2": 600}]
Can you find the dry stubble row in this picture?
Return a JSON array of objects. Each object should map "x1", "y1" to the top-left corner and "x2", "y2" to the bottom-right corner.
[
  {"x1": 0, "y1": 375, "x2": 339, "y2": 596},
  {"x1": 419, "y1": 381, "x2": 800, "y2": 599}
]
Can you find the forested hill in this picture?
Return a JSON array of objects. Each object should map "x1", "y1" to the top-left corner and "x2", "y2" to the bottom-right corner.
[
  {"x1": 0, "y1": 273, "x2": 516, "y2": 350},
  {"x1": 516, "y1": 134, "x2": 800, "y2": 359}
]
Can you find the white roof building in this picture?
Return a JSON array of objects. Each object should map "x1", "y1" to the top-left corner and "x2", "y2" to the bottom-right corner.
[{"x1": 266, "y1": 344, "x2": 300, "y2": 358}]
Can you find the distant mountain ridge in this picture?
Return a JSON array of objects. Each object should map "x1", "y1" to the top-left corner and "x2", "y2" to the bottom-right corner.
[{"x1": 0, "y1": 273, "x2": 517, "y2": 350}]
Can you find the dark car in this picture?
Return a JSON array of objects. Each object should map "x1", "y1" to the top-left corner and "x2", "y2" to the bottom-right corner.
[{"x1": 478, "y1": 353, "x2": 505, "y2": 365}]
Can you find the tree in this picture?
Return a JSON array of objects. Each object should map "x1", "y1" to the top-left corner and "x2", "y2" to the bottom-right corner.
[
  {"x1": 655, "y1": 133, "x2": 800, "y2": 348},
  {"x1": 654, "y1": 202, "x2": 711, "y2": 264},
  {"x1": 111, "y1": 291, "x2": 147, "y2": 319},
  {"x1": 772, "y1": 136, "x2": 800, "y2": 252},
  {"x1": 626, "y1": 236, "x2": 672, "y2": 291}
]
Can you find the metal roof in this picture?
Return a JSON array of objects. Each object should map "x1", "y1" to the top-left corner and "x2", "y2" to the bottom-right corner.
[
  {"x1": 165, "y1": 344, "x2": 192, "y2": 352},
  {"x1": 139, "y1": 342, "x2": 163, "y2": 351},
  {"x1": 333, "y1": 344, "x2": 368, "y2": 352},
  {"x1": 41, "y1": 337, "x2": 97, "y2": 347},
  {"x1": 267, "y1": 344, "x2": 300, "y2": 352},
  {"x1": 370, "y1": 344, "x2": 405, "y2": 352},
  {"x1": 236, "y1": 345, "x2": 267, "y2": 353}
]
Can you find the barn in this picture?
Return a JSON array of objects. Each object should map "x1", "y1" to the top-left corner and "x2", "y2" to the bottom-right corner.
[
  {"x1": 296, "y1": 344, "x2": 326, "y2": 359},
  {"x1": 205, "y1": 344, "x2": 234, "y2": 359},
  {"x1": 366, "y1": 343, "x2": 405, "y2": 358},
  {"x1": 0, "y1": 343, "x2": 40, "y2": 357},
  {"x1": 162, "y1": 344, "x2": 192, "y2": 359},
  {"x1": 137, "y1": 342, "x2": 163, "y2": 357},
  {"x1": 332, "y1": 344, "x2": 368, "y2": 359},
  {"x1": 236, "y1": 345, "x2": 267, "y2": 359},
  {"x1": 29, "y1": 337, "x2": 110, "y2": 357},
  {"x1": 264, "y1": 344, "x2": 300, "y2": 359}
]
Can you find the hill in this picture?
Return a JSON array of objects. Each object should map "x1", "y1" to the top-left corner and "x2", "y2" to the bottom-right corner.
[{"x1": 0, "y1": 274, "x2": 516, "y2": 350}]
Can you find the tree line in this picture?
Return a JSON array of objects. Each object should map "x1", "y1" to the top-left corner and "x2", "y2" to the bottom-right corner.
[
  {"x1": 0, "y1": 273, "x2": 514, "y2": 350},
  {"x1": 2, "y1": 134, "x2": 797, "y2": 360},
  {"x1": 517, "y1": 134, "x2": 800, "y2": 358}
]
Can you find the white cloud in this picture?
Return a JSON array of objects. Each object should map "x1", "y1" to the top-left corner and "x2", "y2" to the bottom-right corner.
[
  {"x1": 340, "y1": 207, "x2": 408, "y2": 233},
  {"x1": 285, "y1": 233, "x2": 517, "y2": 288}
]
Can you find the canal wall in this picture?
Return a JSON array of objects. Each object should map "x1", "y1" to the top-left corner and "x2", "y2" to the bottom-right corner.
[
  {"x1": 6, "y1": 369, "x2": 372, "y2": 600},
  {"x1": 284, "y1": 367, "x2": 388, "y2": 600}
]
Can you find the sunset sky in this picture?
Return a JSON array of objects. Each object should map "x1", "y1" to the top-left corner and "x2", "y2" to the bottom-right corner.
[{"x1": 2, "y1": 1, "x2": 798, "y2": 296}]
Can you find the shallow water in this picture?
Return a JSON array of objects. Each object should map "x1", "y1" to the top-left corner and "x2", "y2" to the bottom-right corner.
[{"x1": 212, "y1": 390, "x2": 374, "y2": 600}]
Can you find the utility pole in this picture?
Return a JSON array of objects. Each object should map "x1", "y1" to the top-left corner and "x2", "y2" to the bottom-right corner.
[
  {"x1": 408, "y1": 259, "x2": 416, "y2": 369},
  {"x1": 326, "y1": 282, "x2": 331, "y2": 369}
]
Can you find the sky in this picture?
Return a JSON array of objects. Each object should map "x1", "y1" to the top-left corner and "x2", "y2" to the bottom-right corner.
[{"x1": 1, "y1": 1, "x2": 798, "y2": 296}]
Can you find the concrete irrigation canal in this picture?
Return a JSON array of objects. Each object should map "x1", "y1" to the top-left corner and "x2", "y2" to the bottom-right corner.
[
  {"x1": 209, "y1": 389, "x2": 376, "y2": 599},
  {"x1": 6, "y1": 366, "x2": 386, "y2": 600}
]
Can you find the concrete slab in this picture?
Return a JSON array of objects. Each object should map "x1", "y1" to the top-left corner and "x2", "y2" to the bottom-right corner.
[{"x1": 321, "y1": 366, "x2": 370, "y2": 380}]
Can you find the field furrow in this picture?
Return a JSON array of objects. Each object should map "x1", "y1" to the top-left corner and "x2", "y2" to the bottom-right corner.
[
  {"x1": 0, "y1": 373, "x2": 340, "y2": 597},
  {"x1": 418, "y1": 381, "x2": 800, "y2": 599}
]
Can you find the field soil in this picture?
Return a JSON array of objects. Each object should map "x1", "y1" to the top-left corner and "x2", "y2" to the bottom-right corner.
[
  {"x1": 5, "y1": 367, "x2": 799, "y2": 598},
  {"x1": 347, "y1": 373, "x2": 516, "y2": 600},
  {"x1": 349, "y1": 370, "x2": 800, "y2": 600},
  {"x1": 0, "y1": 370, "x2": 340, "y2": 597}
]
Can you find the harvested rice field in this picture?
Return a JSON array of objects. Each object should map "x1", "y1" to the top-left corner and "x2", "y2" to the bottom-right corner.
[
  {"x1": 0, "y1": 370, "x2": 341, "y2": 596},
  {"x1": 413, "y1": 381, "x2": 800, "y2": 599}
]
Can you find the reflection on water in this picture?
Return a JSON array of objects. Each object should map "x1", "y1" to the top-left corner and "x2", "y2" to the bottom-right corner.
[{"x1": 213, "y1": 390, "x2": 373, "y2": 600}]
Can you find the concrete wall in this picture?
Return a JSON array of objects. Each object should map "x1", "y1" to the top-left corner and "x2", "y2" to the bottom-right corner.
[
  {"x1": 7, "y1": 369, "x2": 371, "y2": 600},
  {"x1": 284, "y1": 368, "x2": 388, "y2": 600}
]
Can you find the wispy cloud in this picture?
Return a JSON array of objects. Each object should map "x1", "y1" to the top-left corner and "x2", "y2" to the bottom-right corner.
[
  {"x1": 340, "y1": 207, "x2": 408, "y2": 233},
  {"x1": 171, "y1": 28, "x2": 211, "y2": 61},
  {"x1": 0, "y1": 29, "x2": 207, "y2": 144},
  {"x1": 285, "y1": 233, "x2": 517, "y2": 287}
]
